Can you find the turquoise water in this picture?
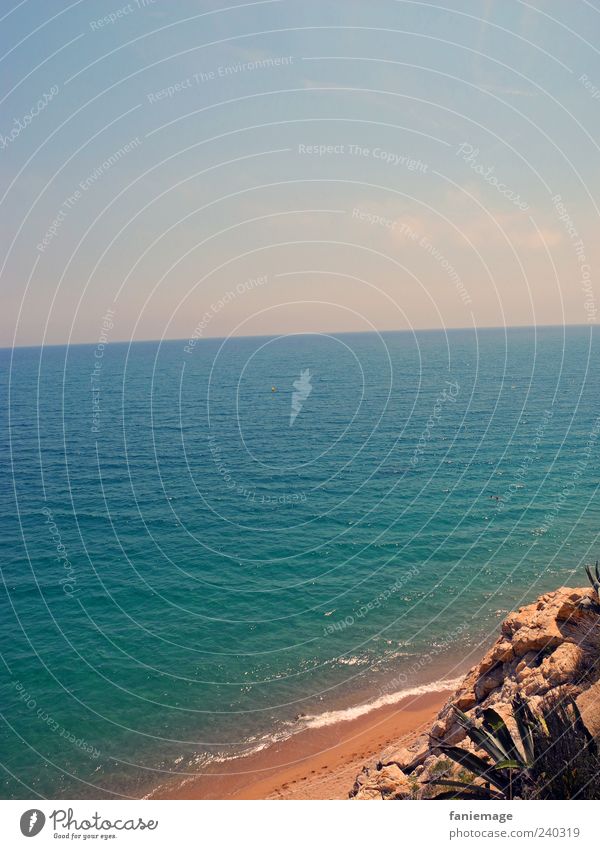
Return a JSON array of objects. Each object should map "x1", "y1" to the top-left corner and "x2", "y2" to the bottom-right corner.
[{"x1": 1, "y1": 326, "x2": 599, "y2": 799}]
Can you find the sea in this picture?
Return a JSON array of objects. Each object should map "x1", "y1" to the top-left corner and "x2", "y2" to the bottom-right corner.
[{"x1": 1, "y1": 325, "x2": 599, "y2": 798}]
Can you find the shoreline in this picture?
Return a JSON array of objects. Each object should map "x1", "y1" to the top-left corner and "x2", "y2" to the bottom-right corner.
[{"x1": 149, "y1": 687, "x2": 453, "y2": 800}]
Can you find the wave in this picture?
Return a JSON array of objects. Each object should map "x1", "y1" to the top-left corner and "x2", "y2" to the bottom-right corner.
[
  {"x1": 297, "y1": 676, "x2": 463, "y2": 730},
  {"x1": 148, "y1": 673, "x2": 463, "y2": 797}
]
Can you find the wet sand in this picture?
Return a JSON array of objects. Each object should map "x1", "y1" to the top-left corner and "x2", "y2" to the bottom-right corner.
[{"x1": 150, "y1": 688, "x2": 451, "y2": 800}]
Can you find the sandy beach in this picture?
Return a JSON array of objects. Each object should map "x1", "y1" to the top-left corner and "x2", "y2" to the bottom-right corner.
[{"x1": 150, "y1": 688, "x2": 451, "y2": 800}]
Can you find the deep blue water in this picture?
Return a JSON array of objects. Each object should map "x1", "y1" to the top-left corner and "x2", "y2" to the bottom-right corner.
[{"x1": 1, "y1": 326, "x2": 599, "y2": 798}]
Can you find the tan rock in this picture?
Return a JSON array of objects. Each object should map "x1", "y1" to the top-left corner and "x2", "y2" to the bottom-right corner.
[
  {"x1": 353, "y1": 785, "x2": 383, "y2": 800},
  {"x1": 515, "y1": 651, "x2": 538, "y2": 672},
  {"x1": 500, "y1": 588, "x2": 586, "y2": 656},
  {"x1": 513, "y1": 651, "x2": 538, "y2": 684},
  {"x1": 479, "y1": 639, "x2": 515, "y2": 675},
  {"x1": 501, "y1": 608, "x2": 526, "y2": 637},
  {"x1": 478, "y1": 650, "x2": 498, "y2": 676},
  {"x1": 381, "y1": 735, "x2": 429, "y2": 771},
  {"x1": 377, "y1": 764, "x2": 412, "y2": 798},
  {"x1": 453, "y1": 667, "x2": 479, "y2": 709},
  {"x1": 491, "y1": 639, "x2": 515, "y2": 664},
  {"x1": 351, "y1": 764, "x2": 413, "y2": 800},
  {"x1": 556, "y1": 589, "x2": 593, "y2": 620},
  {"x1": 475, "y1": 665, "x2": 505, "y2": 700},
  {"x1": 540, "y1": 642, "x2": 585, "y2": 687},
  {"x1": 349, "y1": 766, "x2": 370, "y2": 796},
  {"x1": 512, "y1": 625, "x2": 563, "y2": 656},
  {"x1": 523, "y1": 670, "x2": 549, "y2": 697},
  {"x1": 455, "y1": 689, "x2": 477, "y2": 710},
  {"x1": 429, "y1": 714, "x2": 466, "y2": 747},
  {"x1": 515, "y1": 664, "x2": 533, "y2": 684},
  {"x1": 576, "y1": 679, "x2": 600, "y2": 739}
]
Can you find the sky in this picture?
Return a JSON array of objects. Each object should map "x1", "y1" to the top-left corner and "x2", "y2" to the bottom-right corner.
[{"x1": 1, "y1": 0, "x2": 600, "y2": 346}]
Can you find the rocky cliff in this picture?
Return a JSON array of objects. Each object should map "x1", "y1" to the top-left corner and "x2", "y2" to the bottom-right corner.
[{"x1": 350, "y1": 585, "x2": 600, "y2": 800}]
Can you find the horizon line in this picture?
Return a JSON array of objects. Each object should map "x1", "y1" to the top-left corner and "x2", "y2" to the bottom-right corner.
[{"x1": 1, "y1": 321, "x2": 594, "y2": 351}]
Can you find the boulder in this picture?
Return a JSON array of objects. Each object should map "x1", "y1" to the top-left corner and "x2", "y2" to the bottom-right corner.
[
  {"x1": 576, "y1": 679, "x2": 600, "y2": 739},
  {"x1": 501, "y1": 588, "x2": 579, "y2": 656},
  {"x1": 539, "y1": 642, "x2": 585, "y2": 687},
  {"x1": 474, "y1": 664, "x2": 505, "y2": 700},
  {"x1": 377, "y1": 764, "x2": 412, "y2": 798},
  {"x1": 350, "y1": 764, "x2": 412, "y2": 799},
  {"x1": 352, "y1": 784, "x2": 383, "y2": 800},
  {"x1": 479, "y1": 639, "x2": 515, "y2": 674},
  {"x1": 380, "y1": 735, "x2": 429, "y2": 771}
]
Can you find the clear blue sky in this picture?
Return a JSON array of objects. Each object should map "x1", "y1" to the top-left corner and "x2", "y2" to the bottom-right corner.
[{"x1": 1, "y1": 0, "x2": 600, "y2": 345}]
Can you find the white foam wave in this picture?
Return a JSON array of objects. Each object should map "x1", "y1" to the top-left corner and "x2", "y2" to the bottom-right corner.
[
  {"x1": 298, "y1": 677, "x2": 463, "y2": 729},
  {"x1": 149, "y1": 675, "x2": 464, "y2": 795}
]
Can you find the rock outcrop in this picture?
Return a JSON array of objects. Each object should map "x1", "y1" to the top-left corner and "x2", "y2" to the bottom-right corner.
[{"x1": 350, "y1": 586, "x2": 600, "y2": 800}]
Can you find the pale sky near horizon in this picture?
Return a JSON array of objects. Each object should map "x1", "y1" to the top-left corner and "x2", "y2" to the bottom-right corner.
[{"x1": 1, "y1": 0, "x2": 600, "y2": 346}]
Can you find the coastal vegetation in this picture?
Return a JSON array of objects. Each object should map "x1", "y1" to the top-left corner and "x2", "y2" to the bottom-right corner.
[{"x1": 429, "y1": 693, "x2": 599, "y2": 800}]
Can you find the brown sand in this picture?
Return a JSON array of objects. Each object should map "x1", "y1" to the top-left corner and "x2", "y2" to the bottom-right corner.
[{"x1": 150, "y1": 689, "x2": 450, "y2": 800}]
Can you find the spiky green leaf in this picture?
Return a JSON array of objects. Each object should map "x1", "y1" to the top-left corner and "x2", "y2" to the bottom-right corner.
[
  {"x1": 452, "y1": 707, "x2": 510, "y2": 763},
  {"x1": 482, "y1": 708, "x2": 524, "y2": 765},
  {"x1": 494, "y1": 759, "x2": 522, "y2": 770},
  {"x1": 585, "y1": 563, "x2": 599, "y2": 592},
  {"x1": 438, "y1": 746, "x2": 508, "y2": 791},
  {"x1": 427, "y1": 778, "x2": 504, "y2": 799},
  {"x1": 432, "y1": 789, "x2": 501, "y2": 800},
  {"x1": 512, "y1": 695, "x2": 537, "y2": 763}
]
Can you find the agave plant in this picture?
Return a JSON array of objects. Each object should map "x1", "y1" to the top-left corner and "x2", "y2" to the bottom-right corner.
[
  {"x1": 428, "y1": 695, "x2": 541, "y2": 800},
  {"x1": 580, "y1": 560, "x2": 600, "y2": 613},
  {"x1": 428, "y1": 694, "x2": 598, "y2": 800}
]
